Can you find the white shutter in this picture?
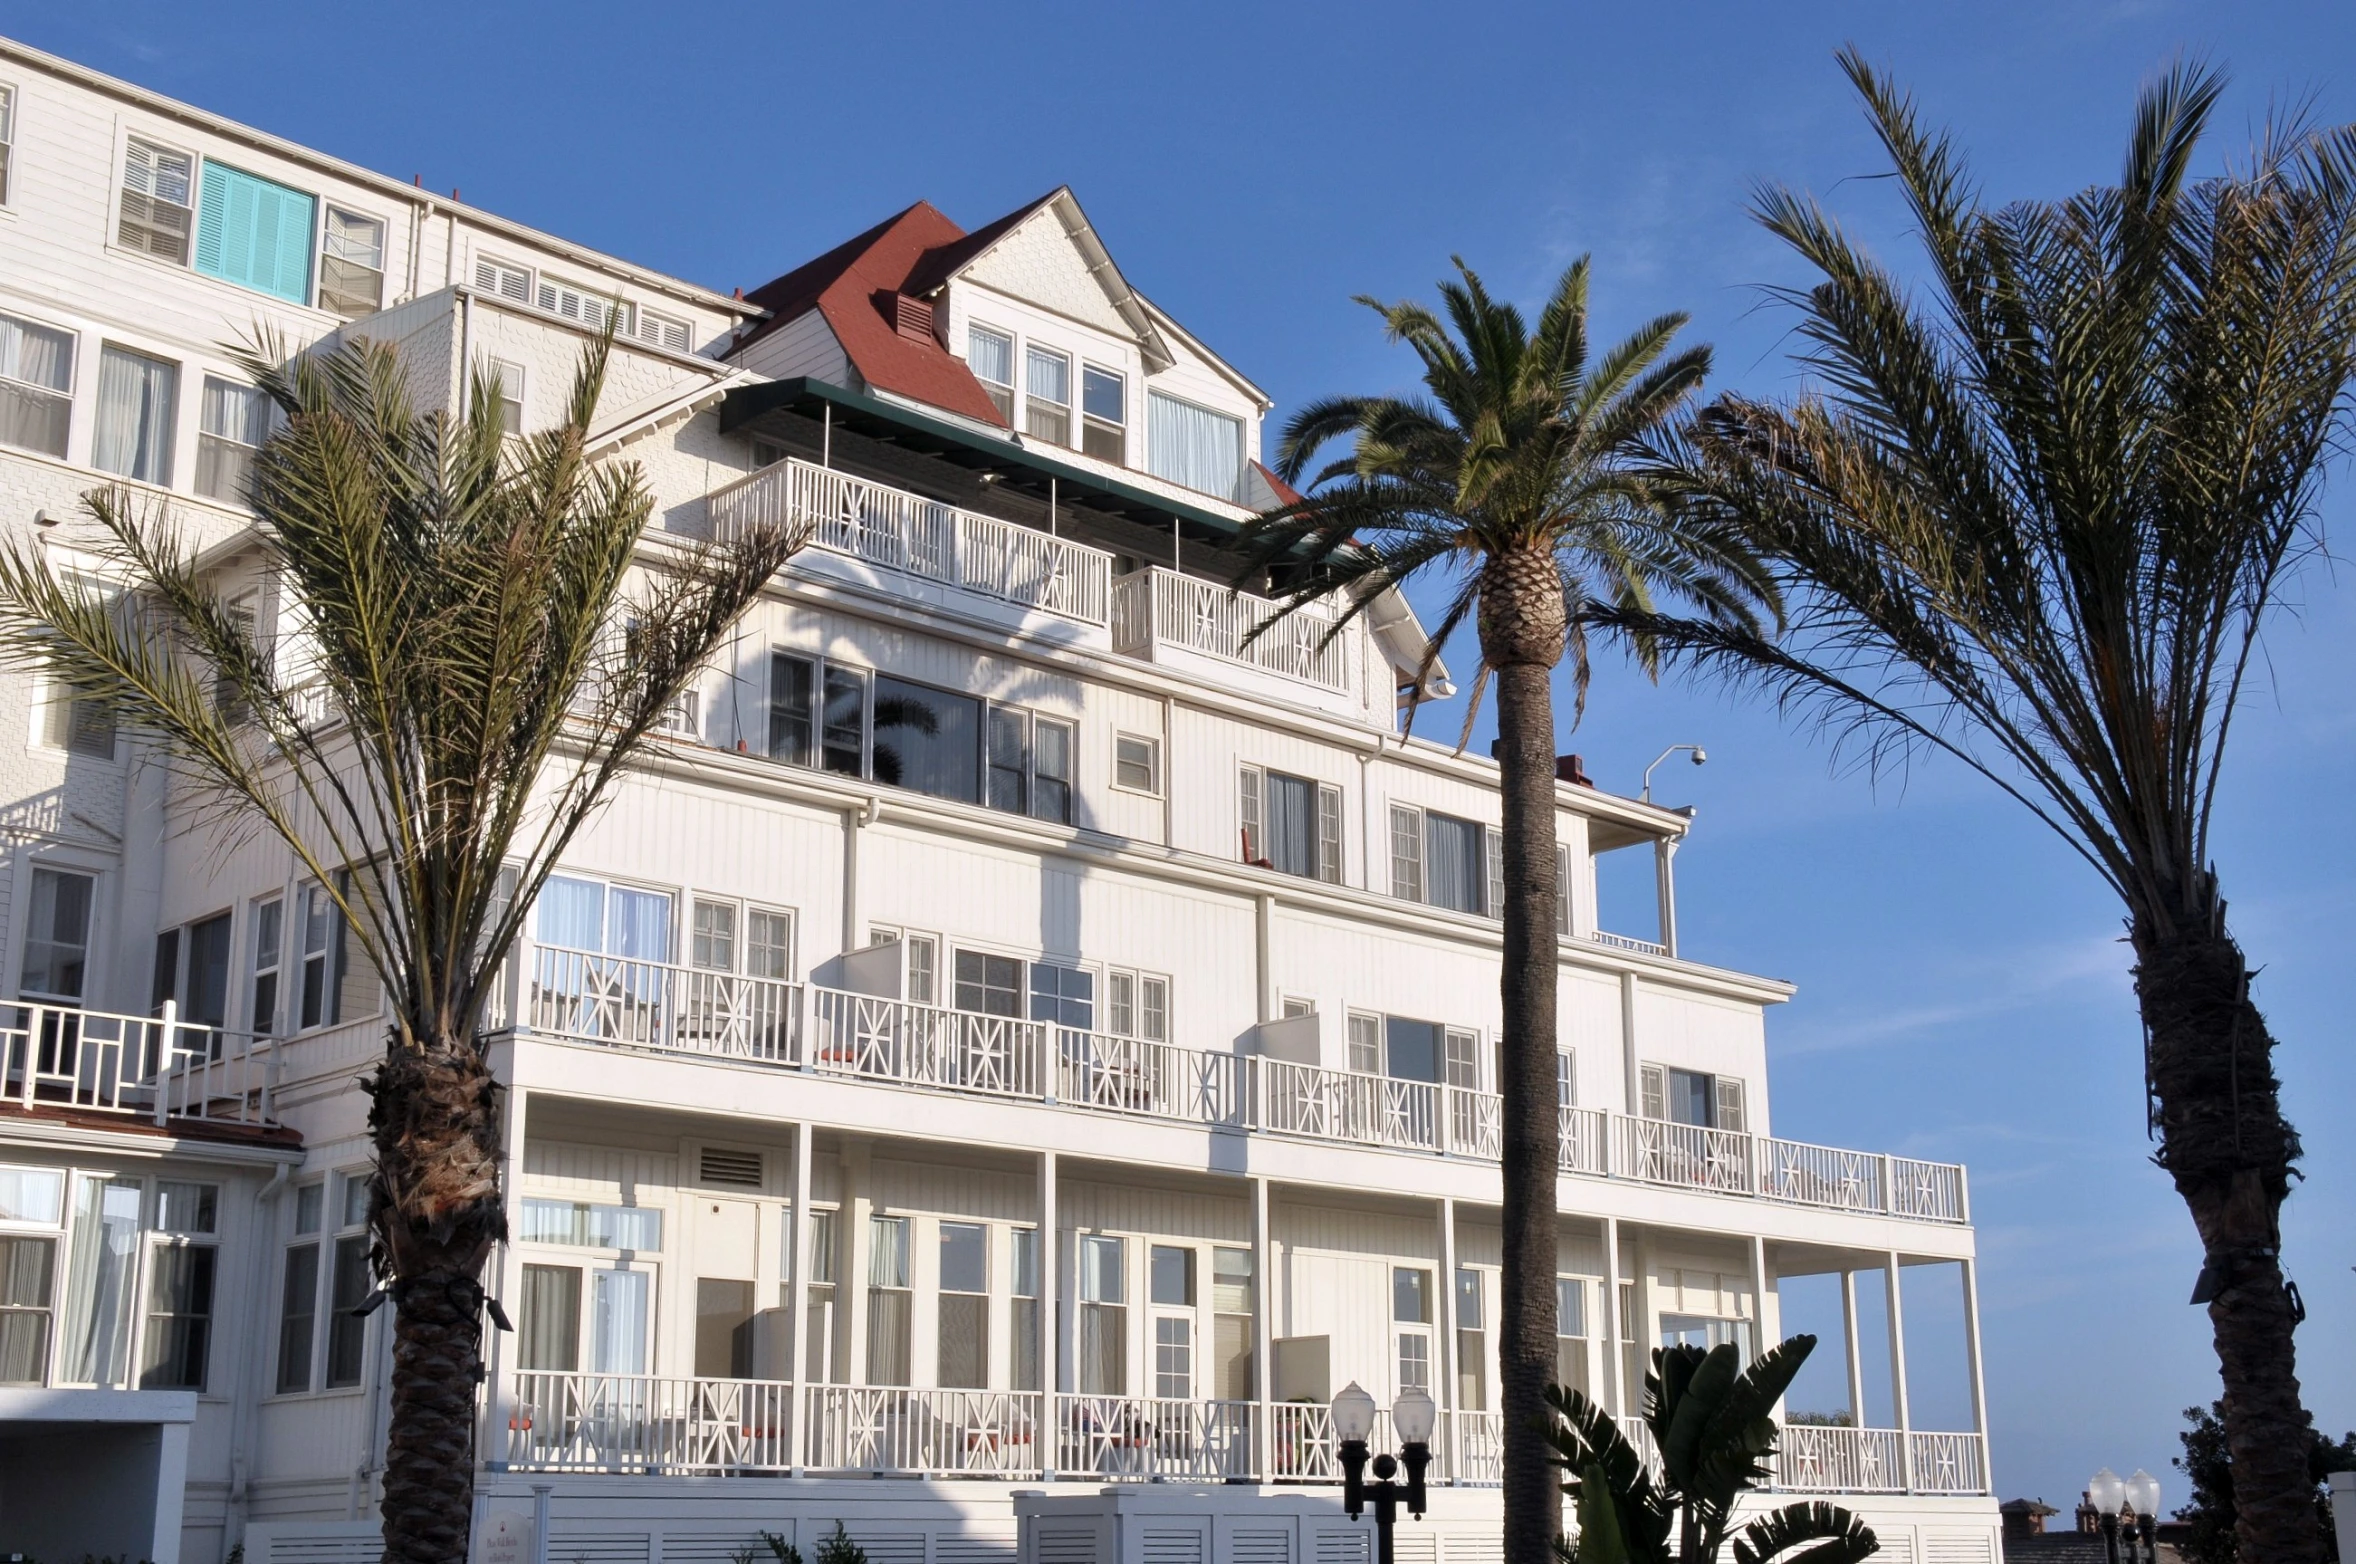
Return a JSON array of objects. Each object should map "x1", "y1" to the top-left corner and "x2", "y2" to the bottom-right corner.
[
  {"x1": 636, "y1": 309, "x2": 693, "y2": 353},
  {"x1": 473, "y1": 258, "x2": 530, "y2": 302},
  {"x1": 1316, "y1": 784, "x2": 1343, "y2": 884},
  {"x1": 1238, "y1": 765, "x2": 1263, "y2": 863},
  {"x1": 1714, "y1": 1076, "x2": 1747, "y2": 1135},
  {"x1": 1639, "y1": 1062, "x2": 1666, "y2": 1121},
  {"x1": 1389, "y1": 806, "x2": 1423, "y2": 902},
  {"x1": 1486, "y1": 827, "x2": 1505, "y2": 919}
]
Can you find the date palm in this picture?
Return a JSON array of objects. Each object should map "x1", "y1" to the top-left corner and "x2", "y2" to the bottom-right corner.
[
  {"x1": 1237, "y1": 259, "x2": 1777, "y2": 1564},
  {"x1": 0, "y1": 332, "x2": 806, "y2": 1564},
  {"x1": 1598, "y1": 54, "x2": 2356, "y2": 1562},
  {"x1": 1545, "y1": 1335, "x2": 1879, "y2": 1564}
]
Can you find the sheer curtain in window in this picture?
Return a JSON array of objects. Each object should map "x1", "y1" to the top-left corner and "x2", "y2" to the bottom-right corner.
[
  {"x1": 61, "y1": 1176, "x2": 141, "y2": 1385},
  {"x1": 93, "y1": 346, "x2": 178, "y2": 485},
  {"x1": 590, "y1": 1269, "x2": 648, "y2": 1373},
  {"x1": 1145, "y1": 391, "x2": 1244, "y2": 501},
  {"x1": 1424, "y1": 814, "x2": 1484, "y2": 913}
]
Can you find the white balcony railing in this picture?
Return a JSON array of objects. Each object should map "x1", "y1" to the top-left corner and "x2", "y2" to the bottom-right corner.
[
  {"x1": 498, "y1": 1370, "x2": 1981, "y2": 1496},
  {"x1": 709, "y1": 458, "x2": 1112, "y2": 626},
  {"x1": 1110, "y1": 566, "x2": 1350, "y2": 692},
  {"x1": 4, "y1": 1001, "x2": 282, "y2": 1128},
  {"x1": 501, "y1": 968, "x2": 1968, "y2": 1224}
]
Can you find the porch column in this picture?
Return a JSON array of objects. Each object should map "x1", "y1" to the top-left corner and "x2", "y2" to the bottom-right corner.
[
  {"x1": 1961, "y1": 1256, "x2": 1991, "y2": 1489},
  {"x1": 789, "y1": 1122, "x2": 813, "y2": 1478},
  {"x1": 1601, "y1": 1216, "x2": 1624, "y2": 1419},
  {"x1": 1653, "y1": 838, "x2": 1679, "y2": 959},
  {"x1": 1885, "y1": 1253, "x2": 1914, "y2": 1491},
  {"x1": 1840, "y1": 1269, "x2": 1866, "y2": 1427},
  {"x1": 1437, "y1": 1197, "x2": 1459, "y2": 1477},
  {"x1": 1747, "y1": 1235, "x2": 1771, "y2": 1363},
  {"x1": 1038, "y1": 1149, "x2": 1058, "y2": 1482},
  {"x1": 485, "y1": 1081, "x2": 529, "y2": 1467},
  {"x1": 843, "y1": 1142, "x2": 872, "y2": 1385},
  {"x1": 1252, "y1": 1176, "x2": 1273, "y2": 1481}
]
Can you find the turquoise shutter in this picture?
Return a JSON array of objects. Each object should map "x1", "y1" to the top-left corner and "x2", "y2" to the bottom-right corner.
[{"x1": 194, "y1": 162, "x2": 316, "y2": 305}]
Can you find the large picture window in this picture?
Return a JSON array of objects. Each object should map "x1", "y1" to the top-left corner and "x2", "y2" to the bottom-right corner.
[{"x1": 1146, "y1": 390, "x2": 1244, "y2": 502}]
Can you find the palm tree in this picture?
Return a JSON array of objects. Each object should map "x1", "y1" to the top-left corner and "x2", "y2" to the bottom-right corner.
[
  {"x1": 1236, "y1": 259, "x2": 1778, "y2": 1564},
  {"x1": 1592, "y1": 54, "x2": 2356, "y2": 1564},
  {"x1": 1544, "y1": 1335, "x2": 1879, "y2": 1564},
  {"x1": 0, "y1": 333, "x2": 807, "y2": 1564}
]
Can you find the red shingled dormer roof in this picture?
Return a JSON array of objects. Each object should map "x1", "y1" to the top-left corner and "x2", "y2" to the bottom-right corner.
[{"x1": 735, "y1": 200, "x2": 1012, "y2": 428}]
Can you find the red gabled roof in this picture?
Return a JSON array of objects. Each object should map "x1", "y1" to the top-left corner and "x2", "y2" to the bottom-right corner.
[
  {"x1": 900, "y1": 189, "x2": 1060, "y2": 299},
  {"x1": 736, "y1": 201, "x2": 1013, "y2": 428}
]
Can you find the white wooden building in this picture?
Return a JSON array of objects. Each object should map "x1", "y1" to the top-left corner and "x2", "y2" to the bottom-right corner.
[{"x1": 0, "y1": 34, "x2": 2004, "y2": 1564}]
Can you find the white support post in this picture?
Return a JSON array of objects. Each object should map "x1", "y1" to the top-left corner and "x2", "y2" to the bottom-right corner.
[
  {"x1": 1252, "y1": 1176, "x2": 1273, "y2": 1482},
  {"x1": 1961, "y1": 1256, "x2": 1990, "y2": 1490},
  {"x1": 1840, "y1": 1269, "x2": 1866, "y2": 1428},
  {"x1": 485, "y1": 1081, "x2": 528, "y2": 1473},
  {"x1": 1653, "y1": 839, "x2": 1679, "y2": 959},
  {"x1": 1438, "y1": 1197, "x2": 1459, "y2": 1477},
  {"x1": 155, "y1": 998, "x2": 178, "y2": 1125},
  {"x1": 1601, "y1": 1216, "x2": 1624, "y2": 1419},
  {"x1": 843, "y1": 1143, "x2": 871, "y2": 1386},
  {"x1": 1748, "y1": 1234, "x2": 1771, "y2": 1364},
  {"x1": 1886, "y1": 1253, "x2": 1914, "y2": 1492},
  {"x1": 1039, "y1": 1149, "x2": 1059, "y2": 1482},
  {"x1": 789, "y1": 1122, "x2": 813, "y2": 1478}
]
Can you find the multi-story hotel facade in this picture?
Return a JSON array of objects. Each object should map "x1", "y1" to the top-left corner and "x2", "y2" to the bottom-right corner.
[{"x1": 0, "y1": 35, "x2": 2003, "y2": 1564}]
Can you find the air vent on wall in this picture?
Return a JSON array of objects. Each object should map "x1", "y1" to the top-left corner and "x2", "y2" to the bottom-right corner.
[{"x1": 696, "y1": 1147, "x2": 763, "y2": 1188}]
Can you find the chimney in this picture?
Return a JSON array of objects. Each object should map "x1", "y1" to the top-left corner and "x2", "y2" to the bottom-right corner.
[{"x1": 1555, "y1": 754, "x2": 1594, "y2": 787}]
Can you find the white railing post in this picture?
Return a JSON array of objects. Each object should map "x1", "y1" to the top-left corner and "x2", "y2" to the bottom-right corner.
[
  {"x1": 1879, "y1": 1153, "x2": 1895, "y2": 1215},
  {"x1": 155, "y1": 998, "x2": 178, "y2": 1126},
  {"x1": 18, "y1": 1005, "x2": 41, "y2": 1108}
]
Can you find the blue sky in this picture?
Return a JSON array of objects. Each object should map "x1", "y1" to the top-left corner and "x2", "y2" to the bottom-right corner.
[{"x1": 11, "y1": 0, "x2": 2353, "y2": 1513}]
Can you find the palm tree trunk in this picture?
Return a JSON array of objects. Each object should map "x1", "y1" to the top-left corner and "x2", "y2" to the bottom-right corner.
[
  {"x1": 1483, "y1": 547, "x2": 1567, "y2": 1564},
  {"x1": 2132, "y1": 897, "x2": 2317, "y2": 1564},
  {"x1": 368, "y1": 1034, "x2": 509, "y2": 1564}
]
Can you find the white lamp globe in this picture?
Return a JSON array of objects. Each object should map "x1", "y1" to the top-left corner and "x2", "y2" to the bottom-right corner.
[
  {"x1": 1393, "y1": 1385, "x2": 1438, "y2": 1444},
  {"x1": 2125, "y1": 1469, "x2": 2162, "y2": 1520},
  {"x1": 1332, "y1": 1381, "x2": 1377, "y2": 1442},
  {"x1": 2088, "y1": 1468, "x2": 2127, "y2": 1516}
]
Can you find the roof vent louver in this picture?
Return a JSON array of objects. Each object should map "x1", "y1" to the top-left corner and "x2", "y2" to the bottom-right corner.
[
  {"x1": 697, "y1": 1147, "x2": 763, "y2": 1188},
  {"x1": 879, "y1": 290, "x2": 936, "y2": 345}
]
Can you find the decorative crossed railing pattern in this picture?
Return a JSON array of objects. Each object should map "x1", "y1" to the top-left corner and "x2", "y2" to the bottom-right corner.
[
  {"x1": 1109, "y1": 566, "x2": 1350, "y2": 692},
  {"x1": 3, "y1": 1001, "x2": 281, "y2": 1128}
]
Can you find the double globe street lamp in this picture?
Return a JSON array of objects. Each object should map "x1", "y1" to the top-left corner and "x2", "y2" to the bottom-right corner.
[
  {"x1": 2087, "y1": 1467, "x2": 2164, "y2": 1564},
  {"x1": 1332, "y1": 1381, "x2": 1438, "y2": 1564}
]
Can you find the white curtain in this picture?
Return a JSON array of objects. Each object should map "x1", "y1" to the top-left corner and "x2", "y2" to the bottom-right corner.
[
  {"x1": 1146, "y1": 391, "x2": 1244, "y2": 501},
  {"x1": 967, "y1": 325, "x2": 1013, "y2": 389},
  {"x1": 534, "y1": 876, "x2": 604, "y2": 951},
  {"x1": 61, "y1": 1176, "x2": 140, "y2": 1385},
  {"x1": 1424, "y1": 814, "x2": 1483, "y2": 914},
  {"x1": 590, "y1": 1268, "x2": 648, "y2": 1374},
  {"x1": 0, "y1": 313, "x2": 71, "y2": 391},
  {"x1": 93, "y1": 346, "x2": 177, "y2": 484}
]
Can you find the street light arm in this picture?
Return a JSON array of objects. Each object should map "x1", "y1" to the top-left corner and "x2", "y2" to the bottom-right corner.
[{"x1": 1640, "y1": 744, "x2": 1708, "y2": 802}]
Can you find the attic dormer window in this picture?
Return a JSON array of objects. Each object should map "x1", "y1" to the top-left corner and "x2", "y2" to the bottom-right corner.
[
  {"x1": 967, "y1": 324, "x2": 1014, "y2": 422},
  {"x1": 1024, "y1": 345, "x2": 1071, "y2": 446}
]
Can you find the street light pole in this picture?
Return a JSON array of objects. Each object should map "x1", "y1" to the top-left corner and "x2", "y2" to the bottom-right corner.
[{"x1": 1333, "y1": 1382, "x2": 1437, "y2": 1564}]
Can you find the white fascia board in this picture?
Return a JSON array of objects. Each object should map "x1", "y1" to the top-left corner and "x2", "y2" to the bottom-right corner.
[
  {"x1": 0, "y1": 1117, "x2": 306, "y2": 1166},
  {"x1": 1133, "y1": 291, "x2": 1272, "y2": 409}
]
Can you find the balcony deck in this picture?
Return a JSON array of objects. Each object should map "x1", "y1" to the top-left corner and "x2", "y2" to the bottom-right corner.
[
  {"x1": 3, "y1": 1000, "x2": 285, "y2": 1132},
  {"x1": 496, "y1": 943, "x2": 1968, "y2": 1225}
]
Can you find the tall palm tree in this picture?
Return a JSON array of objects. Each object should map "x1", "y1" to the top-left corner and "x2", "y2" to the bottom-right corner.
[
  {"x1": 1594, "y1": 54, "x2": 2356, "y2": 1564},
  {"x1": 0, "y1": 333, "x2": 806, "y2": 1564},
  {"x1": 1237, "y1": 259, "x2": 1778, "y2": 1564}
]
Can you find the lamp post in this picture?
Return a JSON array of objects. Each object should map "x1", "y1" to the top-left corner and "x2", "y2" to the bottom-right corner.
[
  {"x1": 1333, "y1": 1381, "x2": 1436, "y2": 1564},
  {"x1": 2087, "y1": 1467, "x2": 2164, "y2": 1564}
]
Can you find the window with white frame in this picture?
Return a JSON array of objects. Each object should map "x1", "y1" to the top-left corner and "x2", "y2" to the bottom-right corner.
[
  {"x1": 40, "y1": 672, "x2": 115, "y2": 759},
  {"x1": 536, "y1": 275, "x2": 629, "y2": 333},
  {"x1": 0, "y1": 310, "x2": 73, "y2": 458},
  {"x1": 691, "y1": 898, "x2": 736, "y2": 972},
  {"x1": 1150, "y1": 1243, "x2": 1195, "y2": 1399},
  {"x1": 967, "y1": 324, "x2": 1015, "y2": 422},
  {"x1": 1024, "y1": 344, "x2": 1071, "y2": 446},
  {"x1": 1081, "y1": 364, "x2": 1126, "y2": 463},
  {"x1": 0, "y1": 1163, "x2": 66, "y2": 1385},
  {"x1": 1346, "y1": 1011, "x2": 1474, "y2": 1089},
  {"x1": 867, "y1": 1214, "x2": 912, "y2": 1386},
  {"x1": 319, "y1": 207, "x2": 387, "y2": 318},
  {"x1": 515, "y1": 1189, "x2": 658, "y2": 1378},
  {"x1": 140, "y1": 1180, "x2": 219, "y2": 1391},
  {"x1": 1638, "y1": 1063, "x2": 1747, "y2": 1133},
  {"x1": 1555, "y1": 843, "x2": 1571, "y2": 936},
  {"x1": 198, "y1": 376, "x2": 281, "y2": 504},
  {"x1": 247, "y1": 895, "x2": 283, "y2": 1035},
  {"x1": 480, "y1": 357, "x2": 524, "y2": 436},
  {"x1": 472, "y1": 256, "x2": 530, "y2": 303},
  {"x1": 118, "y1": 137, "x2": 195, "y2": 264},
  {"x1": 1078, "y1": 1233, "x2": 1126, "y2": 1395},
  {"x1": 0, "y1": 84, "x2": 14, "y2": 206},
  {"x1": 93, "y1": 344, "x2": 179, "y2": 486},
  {"x1": 1105, "y1": 968, "x2": 1168, "y2": 1043},
  {"x1": 634, "y1": 308, "x2": 692, "y2": 353},
  {"x1": 1113, "y1": 732, "x2": 1160, "y2": 795},
  {"x1": 59, "y1": 1174, "x2": 141, "y2": 1385},
  {"x1": 768, "y1": 651, "x2": 868, "y2": 777},
  {"x1": 1212, "y1": 1247, "x2": 1253, "y2": 1399},
  {"x1": 776, "y1": 660, "x2": 1080, "y2": 826},
  {"x1": 1010, "y1": 1225, "x2": 1041, "y2": 1391},
  {"x1": 276, "y1": 1181, "x2": 324, "y2": 1391},
  {"x1": 868, "y1": 925, "x2": 938, "y2": 1007},
  {"x1": 1393, "y1": 1265, "x2": 1432, "y2": 1393},
  {"x1": 1146, "y1": 390, "x2": 1245, "y2": 502},
  {"x1": 1389, "y1": 803, "x2": 1497, "y2": 916},
  {"x1": 938, "y1": 1221, "x2": 988, "y2": 1389},
  {"x1": 1239, "y1": 765, "x2": 1341, "y2": 882},
  {"x1": 1455, "y1": 1267, "x2": 1487, "y2": 1410},
  {"x1": 18, "y1": 866, "x2": 94, "y2": 1002},
  {"x1": 798, "y1": 1205, "x2": 839, "y2": 1383},
  {"x1": 1557, "y1": 1276, "x2": 1591, "y2": 1395}
]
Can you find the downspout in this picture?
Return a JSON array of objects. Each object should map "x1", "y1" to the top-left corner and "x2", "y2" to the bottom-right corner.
[
  {"x1": 227, "y1": 1160, "x2": 294, "y2": 1550},
  {"x1": 457, "y1": 287, "x2": 475, "y2": 421}
]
